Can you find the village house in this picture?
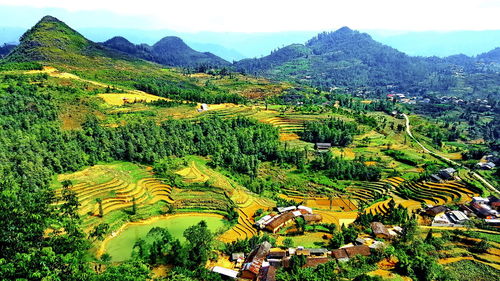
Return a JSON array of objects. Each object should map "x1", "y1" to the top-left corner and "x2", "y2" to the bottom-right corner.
[
  {"x1": 303, "y1": 213, "x2": 323, "y2": 224},
  {"x1": 476, "y1": 162, "x2": 496, "y2": 170},
  {"x1": 297, "y1": 205, "x2": 313, "y2": 214},
  {"x1": 432, "y1": 210, "x2": 469, "y2": 226},
  {"x1": 371, "y1": 222, "x2": 391, "y2": 239},
  {"x1": 240, "y1": 241, "x2": 272, "y2": 280},
  {"x1": 447, "y1": 210, "x2": 469, "y2": 224},
  {"x1": 211, "y1": 266, "x2": 239, "y2": 279},
  {"x1": 265, "y1": 212, "x2": 295, "y2": 233},
  {"x1": 429, "y1": 174, "x2": 443, "y2": 183},
  {"x1": 331, "y1": 248, "x2": 350, "y2": 262},
  {"x1": 198, "y1": 103, "x2": 209, "y2": 112},
  {"x1": 258, "y1": 265, "x2": 276, "y2": 281},
  {"x1": 231, "y1": 252, "x2": 245, "y2": 262},
  {"x1": 331, "y1": 245, "x2": 371, "y2": 262},
  {"x1": 438, "y1": 168, "x2": 456, "y2": 180},
  {"x1": 425, "y1": 205, "x2": 448, "y2": 216},
  {"x1": 277, "y1": 206, "x2": 296, "y2": 213},
  {"x1": 314, "y1": 143, "x2": 332, "y2": 152},
  {"x1": 259, "y1": 205, "x2": 318, "y2": 233},
  {"x1": 255, "y1": 215, "x2": 273, "y2": 229}
]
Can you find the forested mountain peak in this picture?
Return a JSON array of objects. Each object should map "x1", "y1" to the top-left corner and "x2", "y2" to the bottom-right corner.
[
  {"x1": 306, "y1": 26, "x2": 401, "y2": 57},
  {"x1": 149, "y1": 36, "x2": 229, "y2": 66},
  {"x1": 6, "y1": 15, "x2": 92, "y2": 62},
  {"x1": 477, "y1": 47, "x2": 500, "y2": 63},
  {"x1": 153, "y1": 36, "x2": 189, "y2": 50},
  {"x1": 102, "y1": 36, "x2": 152, "y2": 57},
  {"x1": 4, "y1": 15, "x2": 142, "y2": 67},
  {"x1": 105, "y1": 36, "x2": 134, "y2": 46}
]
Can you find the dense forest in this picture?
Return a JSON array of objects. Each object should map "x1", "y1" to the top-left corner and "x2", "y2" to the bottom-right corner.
[{"x1": 0, "y1": 74, "x2": 277, "y2": 279}]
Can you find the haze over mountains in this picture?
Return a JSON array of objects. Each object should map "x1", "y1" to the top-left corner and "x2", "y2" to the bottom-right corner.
[
  {"x1": 2, "y1": 25, "x2": 500, "y2": 61},
  {"x1": 4, "y1": 15, "x2": 500, "y2": 100}
]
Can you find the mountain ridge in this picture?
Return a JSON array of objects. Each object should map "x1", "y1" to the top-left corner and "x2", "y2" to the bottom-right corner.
[{"x1": 103, "y1": 35, "x2": 229, "y2": 67}]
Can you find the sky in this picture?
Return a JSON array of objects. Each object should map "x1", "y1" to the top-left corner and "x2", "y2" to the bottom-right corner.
[{"x1": 0, "y1": 0, "x2": 499, "y2": 32}]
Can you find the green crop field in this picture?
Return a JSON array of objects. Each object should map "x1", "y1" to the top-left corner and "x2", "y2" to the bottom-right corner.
[{"x1": 104, "y1": 215, "x2": 226, "y2": 261}]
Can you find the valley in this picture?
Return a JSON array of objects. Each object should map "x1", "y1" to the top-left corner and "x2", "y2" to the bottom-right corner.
[{"x1": 0, "y1": 14, "x2": 498, "y2": 281}]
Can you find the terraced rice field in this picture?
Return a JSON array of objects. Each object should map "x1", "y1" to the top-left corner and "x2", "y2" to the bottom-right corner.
[
  {"x1": 347, "y1": 180, "x2": 393, "y2": 203},
  {"x1": 218, "y1": 195, "x2": 275, "y2": 242},
  {"x1": 176, "y1": 161, "x2": 210, "y2": 183},
  {"x1": 54, "y1": 163, "x2": 175, "y2": 229},
  {"x1": 393, "y1": 180, "x2": 479, "y2": 205},
  {"x1": 347, "y1": 176, "x2": 480, "y2": 215}
]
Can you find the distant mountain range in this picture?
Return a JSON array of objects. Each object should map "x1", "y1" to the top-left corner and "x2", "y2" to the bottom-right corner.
[
  {"x1": 2, "y1": 25, "x2": 500, "y2": 61},
  {"x1": 102, "y1": 36, "x2": 229, "y2": 67},
  {"x1": 0, "y1": 43, "x2": 16, "y2": 58},
  {"x1": 4, "y1": 16, "x2": 500, "y2": 98},
  {"x1": 5, "y1": 16, "x2": 228, "y2": 68}
]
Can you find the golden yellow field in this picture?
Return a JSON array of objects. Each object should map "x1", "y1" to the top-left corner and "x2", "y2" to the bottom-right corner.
[{"x1": 97, "y1": 92, "x2": 169, "y2": 106}]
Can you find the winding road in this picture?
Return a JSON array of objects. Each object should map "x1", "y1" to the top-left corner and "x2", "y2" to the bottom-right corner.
[{"x1": 403, "y1": 113, "x2": 498, "y2": 195}]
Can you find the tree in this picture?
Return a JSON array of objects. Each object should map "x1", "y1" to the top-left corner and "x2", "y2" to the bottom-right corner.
[
  {"x1": 96, "y1": 198, "x2": 104, "y2": 217},
  {"x1": 99, "y1": 253, "x2": 112, "y2": 272},
  {"x1": 329, "y1": 232, "x2": 345, "y2": 249},
  {"x1": 282, "y1": 238, "x2": 294, "y2": 248},
  {"x1": 295, "y1": 217, "x2": 306, "y2": 234},
  {"x1": 61, "y1": 179, "x2": 73, "y2": 188},
  {"x1": 89, "y1": 223, "x2": 110, "y2": 241},
  {"x1": 132, "y1": 196, "x2": 137, "y2": 215},
  {"x1": 470, "y1": 240, "x2": 490, "y2": 253},
  {"x1": 183, "y1": 220, "x2": 213, "y2": 268},
  {"x1": 425, "y1": 229, "x2": 433, "y2": 243}
]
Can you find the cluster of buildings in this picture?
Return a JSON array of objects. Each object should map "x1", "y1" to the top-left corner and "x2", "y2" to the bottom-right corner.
[
  {"x1": 212, "y1": 242, "x2": 373, "y2": 281},
  {"x1": 426, "y1": 205, "x2": 470, "y2": 227},
  {"x1": 254, "y1": 205, "x2": 322, "y2": 234},
  {"x1": 476, "y1": 154, "x2": 497, "y2": 170},
  {"x1": 468, "y1": 196, "x2": 500, "y2": 226},
  {"x1": 425, "y1": 196, "x2": 500, "y2": 227},
  {"x1": 211, "y1": 221, "x2": 401, "y2": 280}
]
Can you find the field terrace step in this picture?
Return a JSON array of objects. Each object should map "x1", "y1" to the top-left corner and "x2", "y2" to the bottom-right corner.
[
  {"x1": 398, "y1": 182, "x2": 448, "y2": 204},
  {"x1": 149, "y1": 194, "x2": 174, "y2": 204},
  {"x1": 77, "y1": 182, "x2": 130, "y2": 204},
  {"x1": 429, "y1": 181, "x2": 476, "y2": 196},
  {"x1": 54, "y1": 182, "x2": 91, "y2": 196},
  {"x1": 238, "y1": 210, "x2": 257, "y2": 235},
  {"x1": 73, "y1": 178, "x2": 122, "y2": 193},
  {"x1": 148, "y1": 184, "x2": 173, "y2": 195},
  {"x1": 420, "y1": 182, "x2": 462, "y2": 201}
]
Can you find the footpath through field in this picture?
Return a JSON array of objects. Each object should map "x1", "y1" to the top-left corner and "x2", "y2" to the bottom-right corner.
[{"x1": 403, "y1": 113, "x2": 498, "y2": 195}]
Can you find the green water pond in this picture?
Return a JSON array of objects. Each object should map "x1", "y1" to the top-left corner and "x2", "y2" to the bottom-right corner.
[{"x1": 104, "y1": 215, "x2": 225, "y2": 261}]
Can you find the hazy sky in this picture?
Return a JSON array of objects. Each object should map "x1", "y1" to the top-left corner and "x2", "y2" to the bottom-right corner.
[{"x1": 0, "y1": 0, "x2": 499, "y2": 32}]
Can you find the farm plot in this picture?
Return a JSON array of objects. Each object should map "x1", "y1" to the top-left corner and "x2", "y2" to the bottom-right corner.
[
  {"x1": 53, "y1": 162, "x2": 175, "y2": 230},
  {"x1": 218, "y1": 196, "x2": 275, "y2": 243},
  {"x1": 393, "y1": 179, "x2": 480, "y2": 206}
]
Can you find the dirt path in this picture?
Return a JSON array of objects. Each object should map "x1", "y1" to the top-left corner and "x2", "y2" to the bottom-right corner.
[{"x1": 403, "y1": 114, "x2": 498, "y2": 195}]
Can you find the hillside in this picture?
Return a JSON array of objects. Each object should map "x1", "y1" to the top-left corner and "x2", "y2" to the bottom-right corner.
[
  {"x1": 3, "y1": 16, "x2": 225, "y2": 93},
  {"x1": 103, "y1": 35, "x2": 229, "y2": 67},
  {"x1": 477, "y1": 47, "x2": 500, "y2": 63},
  {"x1": 5, "y1": 16, "x2": 141, "y2": 67},
  {"x1": 235, "y1": 27, "x2": 499, "y2": 97}
]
